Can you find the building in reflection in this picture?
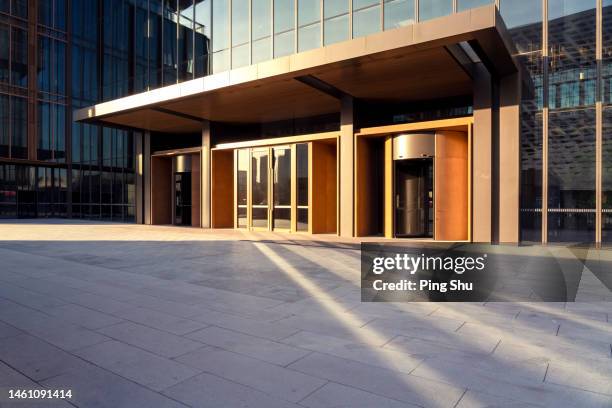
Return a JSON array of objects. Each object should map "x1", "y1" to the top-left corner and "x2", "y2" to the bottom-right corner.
[{"x1": 2, "y1": 0, "x2": 612, "y2": 245}]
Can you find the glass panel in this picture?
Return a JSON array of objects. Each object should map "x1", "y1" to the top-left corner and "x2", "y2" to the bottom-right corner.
[
  {"x1": 418, "y1": 0, "x2": 452, "y2": 22},
  {"x1": 297, "y1": 143, "x2": 308, "y2": 206},
  {"x1": 298, "y1": 23, "x2": 320, "y2": 52},
  {"x1": 11, "y1": 28, "x2": 27, "y2": 87},
  {"x1": 178, "y1": 0, "x2": 195, "y2": 81},
  {"x1": 162, "y1": 1, "x2": 178, "y2": 85},
  {"x1": 11, "y1": 96, "x2": 27, "y2": 159},
  {"x1": 298, "y1": 0, "x2": 319, "y2": 26},
  {"x1": 273, "y1": 147, "x2": 291, "y2": 230},
  {"x1": 212, "y1": 49, "x2": 229, "y2": 73},
  {"x1": 603, "y1": 0, "x2": 612, "y2": 104},
  {"x1": 194, "y1": 0, "x2": 211, "y2": 77},
  {"x1": 603, "y1": 107, "x2": 612, "y2": 242},
  {"x1": 324, "y1": 0, "x2": 348, "y2": 18},
  {"x1": 500, "y1": 0, "x2": 542, "y2": 52},
  {"x1": 252, "y1": 149, "x2": 269, "y2": 228},
  {"x1": 324, "y1": 13, "x2": 348, "y2": 45},
  {"x1": 384, "y1": 0, "x2": 415, "y2": 30},
  {"x1": 353, "y1": 5, "x2": 380, "y2": 38},
  {"x1": 252, "y1": 37, "x2": 272, "y2": 63},
  {"x1": 548, "y1": 0, "x2": 596, "y2": 110},
  {"x1": 253, "y1": 0, "x2": 271, "y2": 40},
  {"x1": 457, "y1": 0, "x2": 492, "y2": 12},
  {"x1": 0, "y1": 24, "x2": 8, "y2": 83},
  {"x1": 0, "y1": 95, "x2": 8, "y2": 158},
  {"x1": 274, "y1": 0, "x2": 295, "y2": 34},
  {"x1": 297, "y1": 208, "x2": 308, "y2": 231},
  {"x1": 520, "y1": 53, "x2": 543, "y2": 242},
  {"x1": 232, "y1": 43, "x2": 249, "y2": 68},
  {"x1": 236, "y1": 149, "x2": 248, "y2": 228},
  {"x1": 212, "y1": 0, "x2": 229, "y2": 52},
  {"x1": 274, "y1": 30, "x2": 294, "y2": 58},
  {"x1": 548, "y1": 108, "x2": 595, "y2": 243},
  {"x1": 232, "y1": 0, "x2": 249, "y2": 46}
]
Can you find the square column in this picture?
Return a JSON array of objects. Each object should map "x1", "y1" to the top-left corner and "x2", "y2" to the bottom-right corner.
[
  {"x1": 201, "y1": 121, "x2": 211, "y2": 228},
  {"x1": 143, "y1": 131, "x2": 151, "y2": 225},
  {"x1": 339, "y1": 96, "x2": 355, "y2": 237},
  {"x1": 498, "y1": 72, "x2": 521, "y2": 243},
  {"x1": 472, "y1": 64, "x2": 493, "y2": 242}
]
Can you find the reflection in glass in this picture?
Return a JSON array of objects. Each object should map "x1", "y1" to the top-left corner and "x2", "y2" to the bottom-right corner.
[
  {"x1": 299, "y1": 23, "x2": 321, "y2": 52},
  {"x1": 500, "y1": 0, "x2": 542, "y2": 53},
  {"x1": 418, "y1": 0, "x2": 452, "y2": 22},
  {"x1": 548, "y1": 108, "x2": 595, "y2": 242},
  {"x1": 178, "y1": 0, "x2": 195, "y2": 82},
  {"x1": 11, "y1": 96, "x2": 27, "y2": 159},
  {"x1": 237, "y1": 149, "x2": 248, "y2": 228},
  {"x1": 232, "y1": 0, "x2": 249, "y2": 47},
  {"x1": 603, "y1": 108, "x2": 612, "y2": 242},
  {"x1": 252, "y1": 149, "x2": 269, "y2": 228},
  {"x1": 353, "y1": 5, "x2": 380, "y2": 38},
  {"x1": 0, "y1": 25, "x2": 8, "y2": 83},
  {"x1": 296, "y1": 143, "x2": 309, "y2": 231},
  {"x1": 519, "y1": 54, "x2": 543, "y2": 242},
  {"x1": 274, "y1": 31, "x2": 294, "y2": 58},
  {"x1": 194, "y1": 0, "x2": 211, "y2": 77},
  {"x1": 384, "y1": 0, "x2": 415, "y2": 30},
  {"x1": 324, "y1": 14, "x2": 348, "y2": 45},
  {"x1": 212, "y1": 0, "x2": 229, "y2": 53},
  {"x1": 299, "y1": 0, "x2": 319, "y2": 26},
  {"x1": 252, "y1": 0, "x2": 272, "y2": 63},
  {"x1": 11, "y1": 28, "x2": 27, "y2": 87},
  {"x1": 273, "y1": 147, "x2": 291, "y2": 230},
  {"x1": 0, "y1": 95, "x2": 8, "y2": 158}
]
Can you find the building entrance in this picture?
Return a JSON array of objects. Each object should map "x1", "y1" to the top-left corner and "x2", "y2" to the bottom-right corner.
[
  {"x1": 174, "y1": 172, "x2": 192, "y2": 226},
  {"x1": 394, "y1": 159, "x2": 434, "y2": 238}
]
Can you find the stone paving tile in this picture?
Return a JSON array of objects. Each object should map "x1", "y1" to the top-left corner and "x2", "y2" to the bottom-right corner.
[
  {"x1": 42, "y1": 364, "x2": 187, "y2": 408},
  {"x1": 300, "y1": 382, "x2": 419, "y2": 408},
  {"x1": 175, "y1": 346, "x2": 326, "y2": 403},
  {"x1": 110, "y1": 306, "x2": 208, "y2": 335},
  {"x1": 163, "y1": 372, "x2": 302, "y2": 408},
  {"x1": 188, "y1": 308, "x2": 300, "y2": 341},
  {"x1": 281, "y1": 330, "x2": 424, "y2": 374},
  {"x1": 0, "y1": 362, "x2": 74, "y2": 408},
  {"x1": 288, "y1": 352, "x2": 465, "y2": 408},
  {"x1": 0, "y1": 321, "x2": 22, "y2": 340},
  {"x1": 74, "y1": 340, "x2": 201, "y2": 391},
  {"x1": 97, "y1": 321, "x2": 206, "y2": 358},
  {"x1": 383, "y1": 336, "x2": 495, "y2": 360},
  {"x1": 185, "y1": 325, "x2": 310, "y2": 366},
  {"x1": 0, "y1": 334, "x2": 89, "y2": 381},
  {"x1": 545, "y1": 359, "x2": 612, "y2": 395},
  {"x1": 0, "y1": 282, "x2": 67, "y2": 311},
  {"x1": 44, "y1": 304, "x2": 124, "y2": 330},
  {"x1": 454, "y1": 389, "x2": 543, "y2": 408},
  {"x1": 63, "y1": 292, "x2": 135, "y2": 315}
]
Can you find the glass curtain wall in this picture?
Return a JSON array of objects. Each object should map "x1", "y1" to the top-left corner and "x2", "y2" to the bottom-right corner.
[
  {"x1": 547, "y1": 0, "x2": 597, "y2": 242},
  {"x1": 603, "y1": 0, "x2": 612, "y2": 241}
]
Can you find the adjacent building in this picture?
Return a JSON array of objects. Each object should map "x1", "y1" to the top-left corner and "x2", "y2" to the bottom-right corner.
[{"x1": 1, "y1": 0, "x2": 612, "y2": 244}]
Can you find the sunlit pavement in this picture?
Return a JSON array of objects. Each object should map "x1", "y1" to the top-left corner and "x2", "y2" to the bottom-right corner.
[{"x1": 0, "y1": 220, "x2": 610, "y2": 408}]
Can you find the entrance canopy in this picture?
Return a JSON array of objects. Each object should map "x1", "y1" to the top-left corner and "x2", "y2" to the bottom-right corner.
[{"x1": 74, "y1": 4, "x2": 518, "y2": 133}]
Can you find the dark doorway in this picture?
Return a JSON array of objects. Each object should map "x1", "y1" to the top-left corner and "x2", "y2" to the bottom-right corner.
[
  {"x1": 395, "y1": 159, "x2": 434, "y2": 238},
  {"x1": 174, "y1": 172, "x2": 192, "y2": 226}
]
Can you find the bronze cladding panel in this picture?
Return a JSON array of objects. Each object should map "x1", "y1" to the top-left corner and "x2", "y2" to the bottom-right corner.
[
  {"x1": 211, "y1": 149, "x2": 234, "y2": 228},
  {"x1": 355, "y1": 137, "x2": 384, "y2": 237},
  {"x1": 151, "y1": 156, "x2": 172, "y2": 225},
  {"x1": 435, "y1": 131, "x2": 468, "y2": 241},
  {"x1": 311, "y1": 141, "x2": 337, "y2": 234}
]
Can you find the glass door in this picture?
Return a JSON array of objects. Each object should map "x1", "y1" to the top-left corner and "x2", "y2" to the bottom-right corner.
[
  {"x1": 273, "y1": 146, "x2": 291, "y2": 230},
  {"x1": 236, "y1": 149, "x2": 249, "y2": 228},
  {"x1": 251, "y1": 148, "x2": 269, "y2": 229}
]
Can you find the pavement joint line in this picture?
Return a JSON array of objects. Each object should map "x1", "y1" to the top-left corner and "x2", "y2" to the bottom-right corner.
[
  {"x1": 294, "y1": 379, "x2": 330, "y2": 404},
  {"x1": 489, "y1": 339, "x2": 502, "y2": 354},
  {"x1": 454, "y1": 321, "x2": 467, "y2": 333},
  {"x1": 542, "y1": 362, "x2": 550, "y2": 383},
  {"x1": 451, "y1": 388, "x2": 468, "y2": 408},
  {"x1": 0, "y1": 359, "x2": 80, "y2": 408}
]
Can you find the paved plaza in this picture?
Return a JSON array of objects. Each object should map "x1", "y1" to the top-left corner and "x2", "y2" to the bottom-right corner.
[{"x1": 0, "y1": 220, "x2": 610, "y2": 408}]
